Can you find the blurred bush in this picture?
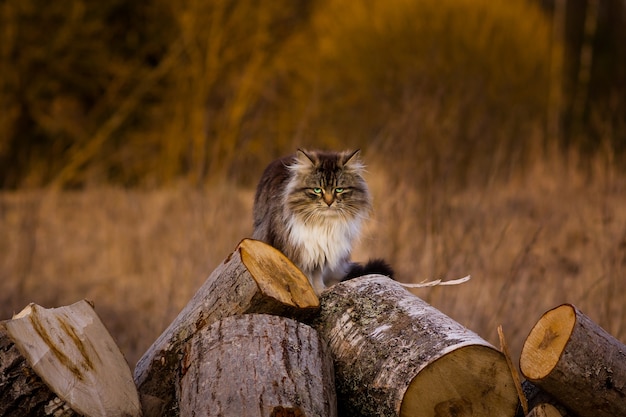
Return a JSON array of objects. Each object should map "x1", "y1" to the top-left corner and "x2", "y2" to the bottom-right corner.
[
  {"x1": 0, "y1": 0, "x2": 177, "y2": 187},
  {"x1": 294, "y1": 0, "x2": 552, "y2": 188},
  {"x1": 2, "y1": 0, "x2": 619, "y2": 188}
]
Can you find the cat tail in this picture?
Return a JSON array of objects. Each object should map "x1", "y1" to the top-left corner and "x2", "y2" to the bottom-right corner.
[{"x1": 343, "y1": 258, "x2": 395, "y2": 281}]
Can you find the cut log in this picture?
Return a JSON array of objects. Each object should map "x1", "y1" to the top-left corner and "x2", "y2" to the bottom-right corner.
[
  {"x1": 134, "y1": 238, "x2": 319, "y2": 417},
  {"x1": 0, "y1": 300, "x2": 141, "y2": 417},
  {"x1": 520, "y1": 303, "x2": 626, "y2": 417},
  {"x1": 315, "y1": 275, "x2": 519, "y2": 417},
  {"x1": 526, "y1": 404, "x2": 563, "y2": 417},
  {"x1": 179, "y1": 314, "x2": 337, "y2": 417}
]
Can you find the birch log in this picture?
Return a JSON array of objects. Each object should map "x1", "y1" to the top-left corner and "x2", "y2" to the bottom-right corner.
[
  {"x1": 134, "y1": 238, "x2": 319, "y2": 417},
  {"x1": 0, "y1": 301, "x2": 141, "y2": 417},
  {"x1": 520, "y1": 303, "x2": 626, "y2": 417},
  {"x1": 179, "y1": 314, "x2": 337, "y2": 417},
  {"x1": 316, "y1": 275, "x2": 519, "y2": 417}
]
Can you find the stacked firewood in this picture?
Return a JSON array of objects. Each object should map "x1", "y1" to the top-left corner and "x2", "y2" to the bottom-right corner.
[{"x1": 1, "y1": 239, "x2": 624, "y2": 417}]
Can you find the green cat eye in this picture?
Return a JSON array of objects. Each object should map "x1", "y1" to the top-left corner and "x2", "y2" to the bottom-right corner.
[
  {"x1": 313, "y1": 187, "x2": 322, "y2": 194},
  {"x1": 335, "y1": 188, "x2": 344, "y2": 193}
]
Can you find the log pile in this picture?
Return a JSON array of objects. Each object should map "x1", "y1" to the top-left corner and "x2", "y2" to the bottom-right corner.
[
  {"x1": 1, "y1": 238, "x2": 625, "y2": 416},
  {"x1": 133, "y1": 239, "x2": 320, "y2": 415}
]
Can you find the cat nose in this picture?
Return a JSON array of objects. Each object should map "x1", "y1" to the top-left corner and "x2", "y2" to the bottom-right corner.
[{"x1": 323, "y1": 194, "x2": 334, "y2": 206}]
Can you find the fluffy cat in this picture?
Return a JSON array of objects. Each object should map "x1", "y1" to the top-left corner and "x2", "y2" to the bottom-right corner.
[{"x1": 252, "y1": 148, "x2": 392, "y2": 293}]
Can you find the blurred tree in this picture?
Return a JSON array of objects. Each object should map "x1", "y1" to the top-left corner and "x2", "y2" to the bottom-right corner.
[
  {"x1": 0, "y1": 0, "x2": 176, "y2": 188},
  {"x1": 546, "y1": 0, "x2": 626, "y2": 158},
  {"x1": 148, "y1": 0, "x2": 314, "y2": 186}
]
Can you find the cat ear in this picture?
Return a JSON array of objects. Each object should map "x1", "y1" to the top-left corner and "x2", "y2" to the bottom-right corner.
[
  {"x1": 342, "y1": 149, "x2": 362, "y2": 167},
  {"x1": 296, "y1": 148, "x2": 317, "y2": 166}
]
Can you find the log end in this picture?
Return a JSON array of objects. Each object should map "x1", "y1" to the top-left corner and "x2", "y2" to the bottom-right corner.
[
  {"x1": 527, "y1": 403, "x2": 564, "y2": 417},
  {"x1": 520, "y1": 304, "x2": 576, "y2": 381},
  {"x1": 400, "y1": 345, "x2": 519, "y2": 417},
  {"x1": 239, "y1": 239, "x2": 319, "y2": 311}
]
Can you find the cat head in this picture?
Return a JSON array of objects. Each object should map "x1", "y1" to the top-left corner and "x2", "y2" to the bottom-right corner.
[{"x1": 285, "y1": 149, "x2": 372, "y2": 221}]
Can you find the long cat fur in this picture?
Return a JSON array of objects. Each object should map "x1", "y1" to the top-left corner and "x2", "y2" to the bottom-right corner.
[{"x1": 252, "y1": 148, "x2": 392, "y2": 293}]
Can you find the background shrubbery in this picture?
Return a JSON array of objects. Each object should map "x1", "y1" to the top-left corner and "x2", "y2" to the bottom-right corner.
[{"x1": 1, "y1": 0, "x2": 624, "y2": 188}]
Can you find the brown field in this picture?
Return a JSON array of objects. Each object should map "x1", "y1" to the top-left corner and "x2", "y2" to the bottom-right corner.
[{"x1": 1, "y1": 153, "x2": 625, "y2": 370}]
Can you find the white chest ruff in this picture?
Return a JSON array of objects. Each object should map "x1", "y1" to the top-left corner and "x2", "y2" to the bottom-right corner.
[{"x1": 286, "y1": 216, "x2": 361, "y2": 274}]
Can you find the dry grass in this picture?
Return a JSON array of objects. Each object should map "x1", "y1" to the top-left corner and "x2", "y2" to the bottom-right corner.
[
  {"x1": 359, "y1": 152, "x2": 626, "y2": 361},
  {"x1": 0, "y1": 184, "x2": 253, "y2": 365},
  {"x1": 1, "y1": 155, "x2": 625, "y2": 369}
]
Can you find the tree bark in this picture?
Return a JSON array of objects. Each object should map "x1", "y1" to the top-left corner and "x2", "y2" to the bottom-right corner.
[
  {"x1": 520, "y1": 303, "x2": 626, "y2": 417},
  {"x1": 179, "y1": 314, "x2": 337, "y2": 417},
  {"x1": 134, "y1": 238, "x2": 319, "y2": 417},
  {"x1": 0, "y1": 326, "x2": 78, "y2": 417},
  {"x1": 0, "y1": 300, "x2": 141, "y2": 417},
  {"x1": 315, "y1": 275, "x2": 519, "y2": 417}
]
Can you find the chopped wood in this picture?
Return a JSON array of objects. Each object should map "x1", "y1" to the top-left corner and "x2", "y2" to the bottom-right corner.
[
  {"x1": 520, "y1": 303, "x2": 626, "y2": 417},
  {"x1": 179, "y1": 314, "x2": 336, "y2": 417},
  {"x1": 520, "y1": 381, "x2": 573, "y2": 417},
  {"x1": 498, "y1": 325, "x2": 528, "y2": 415},
  {"x1": 1, "y1": 326, "x2": 78, "y2": 417},
  {"x1": 315, "y1": 275, "x2": 519, "y2": 417},
  {"x1": 526, "y1": 403, "x2": 563, "y2": 417},
  {"x1": 134, "y1": 238, "x2": 319, "y2": 416},
  {"x1": 0, "y1": 300, "x2": 140, "y2": 417}
]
